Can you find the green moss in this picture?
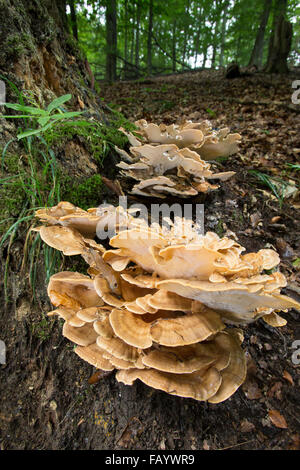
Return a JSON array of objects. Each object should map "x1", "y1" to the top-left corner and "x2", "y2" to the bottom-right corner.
[
  {"x1": 62, "y1": 174, "x2": 103, "y2": 210},
  {"x1": 5, "y1": 32, "x2": 35, "y2": 59},
  {"x1": 45, "y1": 114, "x2": 134, "y2": 167}
]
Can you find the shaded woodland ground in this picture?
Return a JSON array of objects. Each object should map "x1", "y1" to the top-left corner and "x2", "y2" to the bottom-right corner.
[{"x1": 0, "y1": 68, "x2": 299, "y2": 450}]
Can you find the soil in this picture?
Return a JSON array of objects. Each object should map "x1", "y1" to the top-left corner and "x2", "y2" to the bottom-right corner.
[{"x1": 1, "y1": 69, "x2": 300, "y2": 450}]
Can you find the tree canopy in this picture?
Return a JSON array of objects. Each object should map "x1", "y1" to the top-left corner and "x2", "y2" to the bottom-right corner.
[{"x1": 66, "y1": 0, "x2": 300, "y2": 81}]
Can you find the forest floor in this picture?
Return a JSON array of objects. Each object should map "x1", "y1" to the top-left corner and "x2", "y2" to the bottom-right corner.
[{"x1": 0, "y1": 69, "x2": 300, "y2": 450}]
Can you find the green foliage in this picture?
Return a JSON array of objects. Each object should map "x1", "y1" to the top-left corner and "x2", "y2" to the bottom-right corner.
[
  {"x1": 249, "y1": 170, "x2": 290, "y2": 209},
  {"x1": 0, "y1": 83, "x2": 132, "y2": 302},
  {"x1": 70, "y1": 0, "x2": 300, "y2": 78},
  {"x1": 2, "y1": 93, "x2": 83, "y2": 140}
]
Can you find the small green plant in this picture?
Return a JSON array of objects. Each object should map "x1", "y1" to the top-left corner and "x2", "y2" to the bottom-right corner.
[
  {"x1": 2, "y1": 93, "x2": 83, "y2": 140},
  {"x1": 206, "y1": 108, "x2": 216, "y2": 118},
  {"x1": 31, "y1": 314, "x2": 54, "y2": 342},
  {"x1": 286, "y1": 163, "x2": 300, "y2": 171},
  {"x1": 292, "y1": 258, "x2": 300, "y2": 268},
  {"x1": 249, "y1": 170, "x2": 288, "y2": 209}
]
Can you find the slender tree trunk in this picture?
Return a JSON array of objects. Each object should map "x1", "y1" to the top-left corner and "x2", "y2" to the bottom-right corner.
[
  {"x1": 130, "y1": 3, "x2": 136, "y2": 64},
  {"x1": 211, "y1": 21, "x2": 218, "y2": 68},
  {"x1": 105, "y1": 0, "x2": 117, "y2": 82},
  {"x1": 182, "y1": 0, "x2": 190, "y2": 70},
  {"x1": 265, "y1": 0, "x2": 292, "y2": 73},
  {"x1": 202, "y1": 48, "x2": 207, "y2": 68},
  {"x1": 147, "y1": 0, "x2": 153, "y2": 75},
  {"x1": 172, "y1": 20, "x2": 177, "y2": 73},
  {"x1": 248, "y1": 0, "x2": 272, "y2": 68},
  {"x1": 235, "y1": 34, "x2": 241, "y2": 62},
  {"x1": 68, "y1": 0, "x2": 78, "y2": 40},
  {"x1": 135, "y1": 0, "x2": 141, "y2": 70},
  {"x1": 124, "y1": 0, "x2": 128, "y2": 62},
  {"x1": 123, "y1": 0, "x2": 129, "y2": 78},
  {"x1": 219, "y1": 1, "x2": 229, "y2": 68},
  {"x1": 193, "y1": 6, "x2": 203, "y2": 68}
]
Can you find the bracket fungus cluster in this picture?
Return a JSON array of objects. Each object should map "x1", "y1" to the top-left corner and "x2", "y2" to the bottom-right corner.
[
  {"x1": 115, "y1": 119, "x2": 239, "y2": 198},
  {"x1": 34, "y1": 202, "x2": 300, "y2": 403}
]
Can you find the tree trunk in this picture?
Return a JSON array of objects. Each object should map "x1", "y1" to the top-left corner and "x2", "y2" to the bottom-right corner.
[
  {"x1": 202, "y1": 48, "x2": 207, "y2": 68},
  {"x1": 147, "y1": 0, "x2": 153, "y2": 75},
  {"x1": 219, "y1": 1, "x2": 229, "y2": 68},
  {"x1": 182, "y1": 0, "x2": 190, "y2": 70},
  {"x1": 193, "y1": 6, "x2": 203, "y2": 68},
  {"x1": 248, "y1": 0, "x2": 272, "y2": 68},
  {"x1": 211, "y1": 21, "x2": 219, "y2": 69},
  {"x1": 147, "y1": 0, "x2": 153, "y2": 76},
  {"x1": 105, "y1": 0, "x2": 117, "y2": 82},
  {"x1": 265, "y1": 0, "x2": 292, "y2": 73},
  {"x1": 124, "y1": 0, "x2": 128, "y2": 63},
  {"x1": 68, "y1": 0, "x2": 78, "y2": 40},
  {"x1": 0, "y1": 0, "x2": 97, "y2": 99},
  {"x1": 172, "y1": 20, "x2": 177, "y2": 73},
  {"x1": 135, "y1": 0, "x2": 141, "y2": 71}
]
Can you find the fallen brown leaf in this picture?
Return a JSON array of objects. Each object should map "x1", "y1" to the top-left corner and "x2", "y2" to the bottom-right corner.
[
  {"x1": 267, "y1": 382, "x2": 283, "y2": 400},
  {"x1": 268, "y1": 410, "x2": 288, "y2": 429},
  {"x1": 282, "y1": 370, "x2": 294, "y2": 386},
  {"x1": 88, "y1": 369, "x2": 112, "y2": 384},
  {"x1": 240, "y1": 420, "x2": 256, "y2": 433},
  {"x1": 242, "y1": 380, "x2": 263, "y2": 400}
]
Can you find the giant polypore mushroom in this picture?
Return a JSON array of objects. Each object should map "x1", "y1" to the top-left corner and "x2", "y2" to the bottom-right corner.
[
  {"x1": 35, "y1": 204, "x2": 300, "y2": 403},
  {"x1": 115, "y1": 142, "x2": 235, "y2": 198},
  {"x1": 119, "y1": 119, "x2": 241, "y2": 161}
]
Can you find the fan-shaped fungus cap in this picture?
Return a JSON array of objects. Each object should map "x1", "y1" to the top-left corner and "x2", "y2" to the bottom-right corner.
[
  {"x1": 116, "y1": 366, "x2": 222, "y2": 401},
  {"x1": 115, "y1": 138, "x2": 235, "y2": 198},
  {"x1": 75, "y1": 343, "x2": 114, "y2": 370},
  {"x1": 35, "y1": 201, "x2": 100, "y2": 238},
  {"x1": 149, "y1": 308, "x2": 225, "y2": 346},
  {"x1": 208, "y1": 330, "x2": 247, "y2": 403},
  {"x1": 48, "y1": 272, "x2": 104, "y2": 309},
  {"x1": 157, "y1": 278, "x2": 300, "y2": 324},
  {"x1": 63, "y1": 322, "x2": 98, "y2": 346},
  {"x1": 141, "y1": 341, "x2": 223, "y2": 374},
  {"x1": 38, "y1": 225, "x2": 86, "y2": 256},
  {"x1": 126, "y1": 119, "x2": 242, "y2": 161}
]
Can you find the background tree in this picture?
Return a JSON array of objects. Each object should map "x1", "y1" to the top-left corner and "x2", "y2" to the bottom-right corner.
[
  {"x1": 265, "y1": 0, "x2": 293, "y2": 73},
  {"x1": 105, "y1": 0, "x2": 117, "y2": 82},
  {"x1": 63, "y1": 0, "x2": 299, "y2": 80}
]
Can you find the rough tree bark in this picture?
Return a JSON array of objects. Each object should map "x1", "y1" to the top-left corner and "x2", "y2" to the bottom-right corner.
[
  {"x1": 264, "y1": 0, "x2": 293, "y2": 73},
  {"x1": 248, "y1": 0, "x2": 272, "y2": 68},
  {"x1": 0, "y1": 0, "x2": 96, "y2": 101}
]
